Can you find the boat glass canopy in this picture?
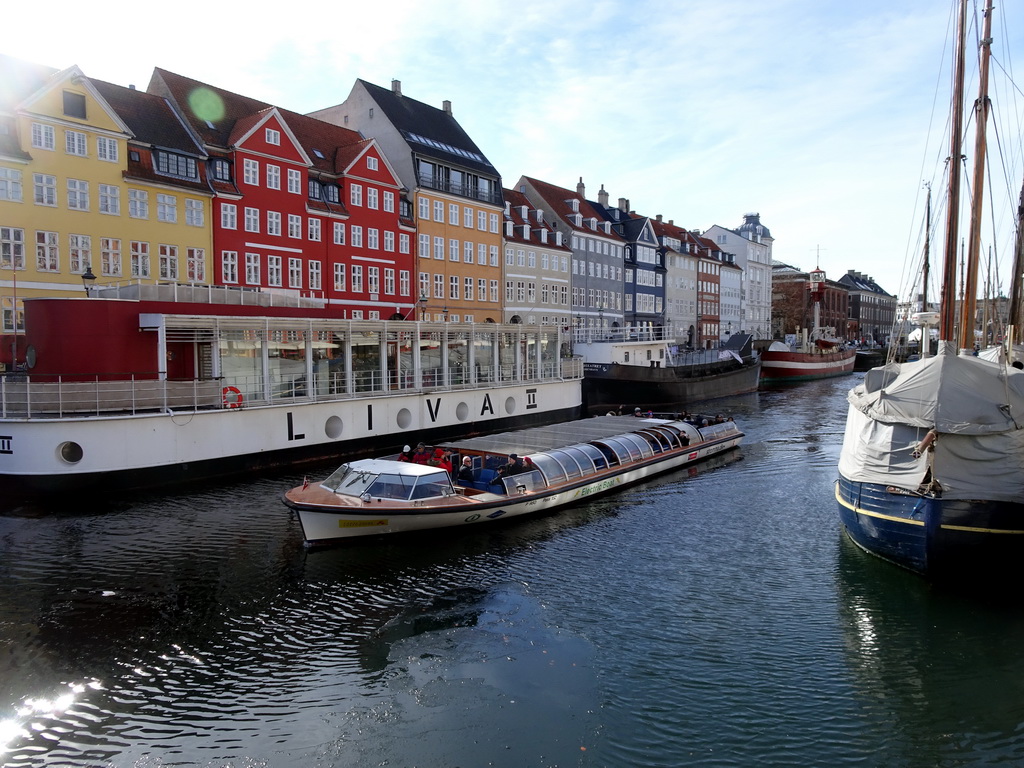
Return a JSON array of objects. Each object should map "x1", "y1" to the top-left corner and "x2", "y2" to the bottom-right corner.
[{"x1": 320, "y1": 460, "x2": 453, "y2": 500}]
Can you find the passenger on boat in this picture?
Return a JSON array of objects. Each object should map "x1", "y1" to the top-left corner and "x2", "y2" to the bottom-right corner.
[
  {"x1": 430, "y1": 449, "x2": 453, "y2": 473},
  {"x1": 457, "y1": 457, "x2": 475, "y2": 485},
  {"x1": 506, "y1": 454, "x2": 527, "y2": 475},
  {"x1": 412, "y1": 443, "x2": 431, "y2": 464},
  {"x1": 397, "y1": 445, "x2": 414, "y2": 462}
]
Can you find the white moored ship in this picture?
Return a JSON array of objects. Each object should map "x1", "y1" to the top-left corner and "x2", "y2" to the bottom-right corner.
[{"x1": 0, "y1": 283, "x2": 582, "y2": 494}]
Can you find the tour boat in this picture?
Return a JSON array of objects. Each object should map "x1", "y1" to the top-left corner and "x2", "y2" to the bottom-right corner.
[
  {"x1": 835, "y1": 0, "x2": 1024, "y2": 578},
  {"x1": 283, "y1": 413, "x2": 743, "y2": 545}
]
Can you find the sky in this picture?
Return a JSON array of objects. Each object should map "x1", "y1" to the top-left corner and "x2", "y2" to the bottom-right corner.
[{"x1": 7, "y1": 0, "x2": 1023, "y2": 302}]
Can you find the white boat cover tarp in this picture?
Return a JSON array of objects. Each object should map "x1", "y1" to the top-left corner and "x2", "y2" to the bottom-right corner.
[{"x1": 839, "y1": 342, "x2": 1024, "y2": 500}]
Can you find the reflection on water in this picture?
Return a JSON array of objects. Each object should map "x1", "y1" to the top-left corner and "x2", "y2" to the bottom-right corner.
[{"x1": 2, "y1": 376, "x2": 1023, "y2": 766}]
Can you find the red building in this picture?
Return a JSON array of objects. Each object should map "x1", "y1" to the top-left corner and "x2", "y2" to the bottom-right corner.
[{"x1": 149, "y1": 69, "x2": 416, "y2": 320}]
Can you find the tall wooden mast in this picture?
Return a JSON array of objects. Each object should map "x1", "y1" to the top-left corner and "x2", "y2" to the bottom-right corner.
[
  {"x1": 957, "y1": 0, "x2": 995, "y2": 350},
  {"x1": 939, "y1": 0, "x2": 969, "y2": 342}
]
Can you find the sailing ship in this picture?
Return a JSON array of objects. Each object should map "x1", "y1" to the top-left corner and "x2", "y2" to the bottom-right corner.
[
  {"x1": 835, "y1": 0, "x2": 1024, "y2": 578},
  {"x1": 760, "y1": 268, "x2": 856, "y2": 382}
]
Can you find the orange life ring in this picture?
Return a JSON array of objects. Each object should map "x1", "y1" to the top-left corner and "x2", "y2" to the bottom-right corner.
[{"x1": 222, "y1": 386, "x2": 243, "y2": 408}]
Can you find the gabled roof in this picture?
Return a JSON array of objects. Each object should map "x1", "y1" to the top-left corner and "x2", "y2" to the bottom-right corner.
[
  {"x1": 357, "y1": 79, "x2": 497, "y2": 177},
  {"x1": 520, "y1": 176, "x2": 625, "y2": 240},
  {"x1": 91, "y1": 79, "x2": 204, "y2": 156},
  {"x1": 150, "y1": 68, "x2": 369, "y2": 178}
]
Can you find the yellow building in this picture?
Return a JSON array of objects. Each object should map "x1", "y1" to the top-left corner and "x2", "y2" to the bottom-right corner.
[
  {"x1": 310, "y1": 79, "x2": 505, "y2": 323},
  {"x1": 0, "y1": 55, "x2": 213, "y2": 368}
]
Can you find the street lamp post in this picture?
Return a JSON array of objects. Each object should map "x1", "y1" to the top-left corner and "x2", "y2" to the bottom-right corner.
[{"x1": 81, "y1": 264, "x2": 97, "y2": 295}]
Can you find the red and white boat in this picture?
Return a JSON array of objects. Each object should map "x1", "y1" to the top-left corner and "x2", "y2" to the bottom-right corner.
[{"x1": 761, "y1": 268, "x2": 856, "y2": 382}]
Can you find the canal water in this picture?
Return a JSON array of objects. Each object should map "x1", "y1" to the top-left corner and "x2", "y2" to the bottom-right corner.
[{"x1": 3, "y1": 375, "x2": 1024, "y2": 767}]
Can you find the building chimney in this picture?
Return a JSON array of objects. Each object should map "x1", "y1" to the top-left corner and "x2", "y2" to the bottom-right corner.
[
  {"x1": 391, "y1": 79, "x2": 402, "y2": 96},
  {"x1": 618, "y1": 197, "x2": 629, "y2": 213},
  {"x1": 656, "y1": 214, "x2": 663, "y2": 222},
  {"x1": 442, "y1": 100, "x2": 452, "y2": 115},
  {"x1": 598, "y1": 184, "x2": 609, "y2": 207},
  {"x1": 577, "y1": 177, "x2": 585, "y2": 198}
]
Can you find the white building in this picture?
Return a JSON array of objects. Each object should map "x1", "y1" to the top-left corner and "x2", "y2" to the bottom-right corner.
[{"x1": 703, "y1": 213, "x2": 774, "y2": 340}]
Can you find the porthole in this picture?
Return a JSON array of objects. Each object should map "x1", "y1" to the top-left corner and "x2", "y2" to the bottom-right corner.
[
  {"x1": 504, "y1": 396, "x2": 516, "y2": 415},
  {"x1": 456, "y1": 402, "x2": 469, "y2": 421},
  {"x1": 397, "y1": 408, "x2": 412, "y2": 429},
  {"x1": 325, "y1": 415, "x2": 343, "y2": 439},
  {"x1": 59, "y1": 441, "x2": 84, "y2": 464}
]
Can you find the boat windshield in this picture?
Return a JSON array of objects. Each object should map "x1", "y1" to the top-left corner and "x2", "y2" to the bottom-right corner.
[
  {"x1": 320, "y1": 465, "x2": 453, "y2": 500},
  {"x1": 321, "y1": 464, "x2": 378, "y2": 495}
]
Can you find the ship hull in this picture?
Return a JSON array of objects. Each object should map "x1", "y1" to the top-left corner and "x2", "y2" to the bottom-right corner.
[
  {"x1": 760, "y1": 349, "x2": 856, "y2": 382},
  {"x1": 0, "y1": 381, "x2": 581, "y2": 495},
  {"x1": 582, "y1": 358, "x2": 761, "y2": 413},
  {"x1": 835, "y1": 475, "x2": 1024, "y2": 578}
]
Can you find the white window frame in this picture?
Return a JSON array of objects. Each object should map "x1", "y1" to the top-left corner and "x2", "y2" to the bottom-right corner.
[
  {"x1": 243, "y1": 158, "x2": 259, "y2": 186},
  {"x1": 97, "y1": 136, "x2": 118, "y2": 162},
  {"x1": 287, "y1": 168, "x2": 301, "y2": 194},
  {"x1": 129, "y1": 189, "x2": 149, "y2": 219},
  {"x1": 308, "y1": 218, "x2": 321, "y2": 241},
  {"x1": 65, "y1": 129, "x2": 87, "y2": 156},
  {"x1": 185, "y1": 198, "x2": 204, "y2": 227},
  {"x1": 157, "y1": 193, "x2": 177, "y2": 223},
  {"x1": 268, "y1": 255, "x2": 283, "y2": 287},
  {"x1": 222, "y1": 250, "x2": 239, "y2": 283},
  {"x1": 130, "y1": 240, "x2": 150, "y2": 277},
  {"x1": 66, "y1": 179, "x2": 89, "y2": 211},
  {"x1": 0, "y1": 168, "x2": 23, "y2": 202},
  {"x1": 98, "y1": 184, "x2": 119, "y2": 215},
  {"x1": 221, "y1": 202, "x2": 237, "y2": 229},
  {"x1": 266, "y1": 164, "x2": 281, "y2": 190},
  {"x1": 159, "y1": 243, "x2": 178, "y2": 280},
  {"x1": 32, "y1": 123, "x2": 55, "y2": 151}
]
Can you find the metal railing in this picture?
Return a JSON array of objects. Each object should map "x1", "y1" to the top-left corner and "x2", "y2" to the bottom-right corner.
[{"x1": 1, "y1": 357, "x2": 584, "y2": 419}]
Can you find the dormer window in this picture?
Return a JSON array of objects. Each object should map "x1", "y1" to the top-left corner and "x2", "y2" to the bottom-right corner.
[
  {"x1": 504, "y1": 201, "x2": 511, "y2": 215},
  {"x1": 535, "y1": 209, "x2": 544, "y2": 223},
  {"x1": 211, "y1": 158, "x2": 231, "y2": 182},
  {"x1": 521, "y1": 224, "x2": 530, "y2": 239},
  {"x1": 540, "y1": 229, "x2": 548, "y2": 244},
  {"x1": 323, "y1": 184, "x2": 340, "y2": 203},
  {"x1": 505, "y1": 220, "x2": 514, "y2": 237},
  {"x1": 308, "y1": 180, "x2": 322, "y2": 200},
  {"x1": 155, "y1": 151, "x2": 198, "y2": 180},
  {"x1": 602, "y1": 222, "x2": 611, "y2": 234},
  {"x1": 588, "y1": 217, "x2": 598, "y2": 230},
  {"x1": 573, "y1": 213, "x2": 582, "y2": 227},
  {"x1": 520, "y1": 205, "x2": 529, "y2": 219},
  {"x1": 570, "y1": 199, "x2": 579, "y2": 213}
]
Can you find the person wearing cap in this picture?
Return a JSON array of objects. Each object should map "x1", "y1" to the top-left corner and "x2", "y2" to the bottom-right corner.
[
  {"x1": 506, "y1": 453, "x2": 527, "y2": 475},
  {"x1": 397, "y1": 445, "x2": 413, "y2": 462},
  {"x1": 412, "y1": 443, "x2": 431, "y2": 464},
  {"x1": 456, "y1": 456, "x2": 475, "y2": 485}
]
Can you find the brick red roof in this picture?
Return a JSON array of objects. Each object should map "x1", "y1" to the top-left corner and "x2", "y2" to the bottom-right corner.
[
  {"x1": 520, "y1": 176, "x2": 625, "y2": 240},
  {"x1": 149, "y1": 68, "x2": 369, "y2": 179},
  {"x1": 502, "y1": 187, "x2": 571, "y2": 250}
]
